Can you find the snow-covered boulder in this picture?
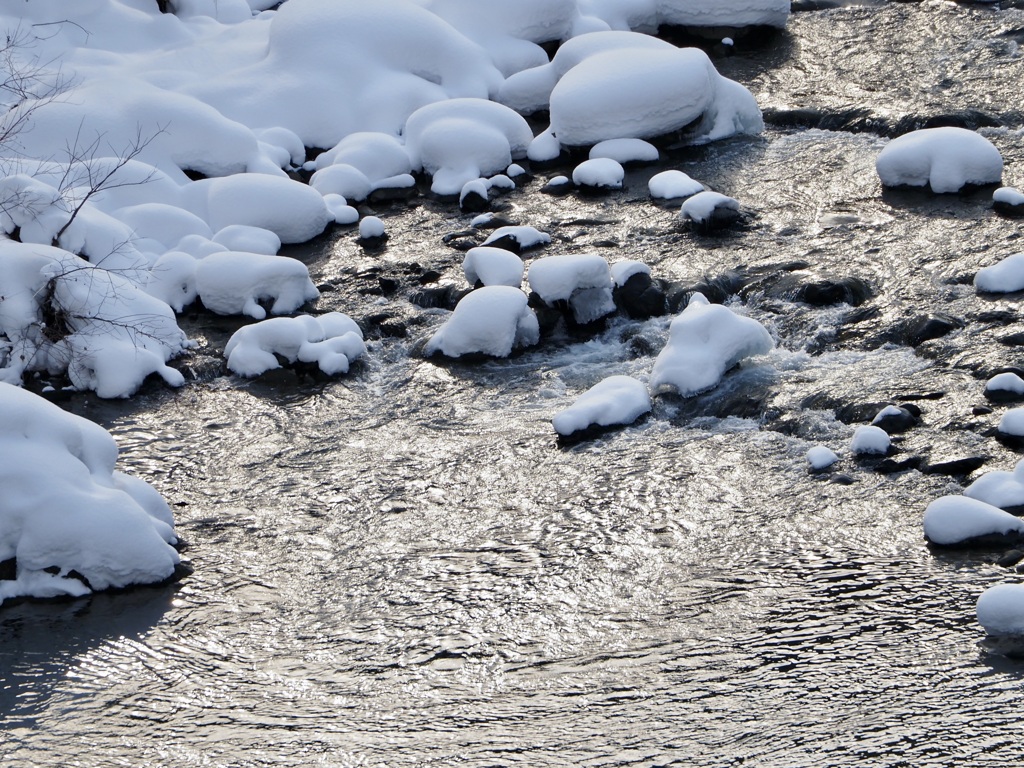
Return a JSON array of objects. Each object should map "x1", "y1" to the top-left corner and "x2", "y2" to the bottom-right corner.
[
  {"x1": 182, "y1": 174, "x2": 331, "y2": 244},
  {"x1": 357, "y1": 216, "x2": 387, "y2": 248},
  {"x1": 985, "y1": 372, "x2": 1024, "y2": 403},
  {"x1": 309, "y1": 164, "x2": 373, "y2": 203},
  {"x1": 195, "y1": 252, "x2": 320, "y2": 319},
  {"x1": 145, "y1": 251, "x2": 199, "y2": 313},
  {"x1": 424, "y1": 286, "x2": 539, "y2": 358},
  {"x1": 649, "y1": 170, "x2": 704, "y2": 200},
  {"x1": 212, "y1": 225, "x2": 282, "y2": 256},
  {"x1": 876, "y1": 127, "x2": 1003, "y2": 194},
  {"x1": 851, "y1": 425, "x2": 890, "y2": 456},
  {"x1": 0, "y1": 383, "x2": 181, "y2": 605},
  {"x1": 528, "y1": 253, "x2": 616, "y2": 325},
  {"x1": 994, "y1": 187, "x2": 1024, "y2": 217},
  {"x1": 680, "y1": 191, "x2": 741, "y2": 232},
  {"x1": 965, "y1": 459, "x2": 1024, "y2": 513},
  {"x1": 923, "y1": 495, "x2": 1024, "y2": 548},
  {"x1": 807, "y1": 445, "x2": 839, "y2": 471},
  {"x1": 553, "y1": 375, "x2": 652, "y2": 439},
  {"x1": 998, "y1": 408, "x2": 1024, "y2": 446},
  {"x1": 572, "y1": 158, "x2": 625, "y2": 192},
  {"x1": 404, "y1": 99, "x2": 533, "y2": 195},
  {"x1": 649, "y1": 293, "x2": 773, "y2": 396},
  {"x1": 462, "y1": 246, "x2": 525, "y2": 288},
  {"x1": 977, "y1": 583, "x2": 1024, "y2": 640},
  {"x1": 314, "y1": 132, "x2": 413, "y2": 179},
  {"x1": 482, "y1": 225, "x2": 552, "y2": 254},
  {"x1": 975, "y1": 254, "x2": 1024, "y2": 294},
  {"x1": 590, "y1": 138, "x2": 659, "y2": 164},
  {"x1": 225, "y1": 313, "x2": 366, "y2": 377}
]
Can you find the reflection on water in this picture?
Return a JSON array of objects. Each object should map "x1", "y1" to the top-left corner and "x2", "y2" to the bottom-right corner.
[{"x1": 8, "y1": 3, "x2": 1024, "y2": 766}]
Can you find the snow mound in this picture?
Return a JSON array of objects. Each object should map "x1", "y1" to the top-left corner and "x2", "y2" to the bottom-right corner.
[
  {"x1": 650, "y1": 293, "x2": 773, "y2": 396},
  {"x1": 649, "y1": 170, "x2": 704, "y2": 199},
  {"x1": 404, "y1": 99, "x2": 533, "y2": 195},
  {"x1": 553, "y1": 375, "x2": 652, "y2": 437},
  {"x1": 999, "y1": 408, "x2": 1024, "y2": 439},
  {"x1": 225, "y1": 313, "x2": 366, "y2": 377},
  {"x1": 425, "y1": 286, "x2": 539, "y2": 358},
  {"x1": 528, "y1": 253, "x2": 616, "y2": 324},
  {"x1": 876, "y1": 127, "x2": 1003, "y2": 194},
  {"x1": 572, "y1": 158, "x2": 625, "y2": 190},
  {"x1": 195, "y1": 252, "x2": 320, "y2": 319},
  {"x1": 463, "y1": 246, "x2": 526, "y2": 288},
  {"x1": 965, "y1": 459, "x2": 1024, "y2": 511},
  {"x1": 0, "y1": 383, "x2": 180, "y2": 605},
  {"x1": 482, "y1": 225, "x2": 552, "y2": 253},
  {"x1": 314, "y1": 132, "x2": 412, "y2": 179},
  {"x1": 985, "y1": 372, "x2": 1024, "y2": 400},
  {"x1": 975, "y1": 253, "x2": 1024, "y2": 294},
  {"x1": 145, "y1": 252, "x2": 199, "y2": 313},
  {"x1": 977, "y1": 583, "x2": 1024, "y2": 638},
  {"x1": 850, "y1": 425, "x2": 890, "y2": 456},
  {"x1": 995, "y1": 187, "x2": 1024, "y2": 206},
  {"x1": 590, "y1": 138, "x2": 659, "y2": 164},
  {"x1": 610, "y1": 260, "x2": 651, "y2": 286},
  {"x1": 681, "y1": 191, "x2": 740, "y2": 224},
  {"x1": 923, "y1": 495, "x2": 1024, "y2": 547},
  {"x1": 213, "y1": 225, "x2": 282, "y2": 255},
  {"x1": 309, "y1": 165, "x2": 373, "y2": 203},
  {"x1": 807, "y1": 445, "x2": 839, "y2": 470}
]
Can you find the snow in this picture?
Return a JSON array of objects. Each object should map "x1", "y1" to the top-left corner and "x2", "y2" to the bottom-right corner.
[
  {"x1": 462, "y1": 247, "x2": 526, "y2": 288},
  {"x1": 212, "y1": 225, "x2": 282, "y2": 255},
  {"x1": 923, "y1": 495, "x2": 1024, "y2": 547},
  {"x1": 590, "y1": 138, "x2": 659, "y2": 164},
  {"x1": 528, "y1": 253, "x2": 617, "y2": 324},
  {"x1": 424, "y1": 286, "x2": 539, "y2": 358},
  {"x1": 309, "y1": 165, "x2": 373, "y2": 203},
  {"x1": 572, "y1": 158, "x2": 625, "y2": 190},
  {"x1": 975, "y1": 253, "x2": 1024, "y2": 294},
  {"x1": 145, "y1": 251, "x2": 199, "y2": 313},
  {"x1": 649, "y1": 293, "x2": 774, "y2": 396},
  {"x1": 194, "y1": 252, "x2": 320, "y2": 320},
  {"x1": 977, "y1": 583, "x2": 1024, "y2": 638},
  {"x1": 875, "y1": 127, "x2": 1003, "y2": 194},
  {"x1": 995, "y1": 187, "x2": 1024, "y2": 206},
  {"x1": 1000, "y1": 407, "x2": 1024, "y2": 438},
  {"x1": 610, "y1": 260, "x2": 651, "y2": 286},
  {"x1": 807, "y1": 445, "x2": 839, "y2": 470},
  {"x1": 850, "y1": 425, "x2": 890, "y2": 456},
  {"x1": 649, "y1": 170, "x2": 704, "y2": 200},
  {"x1": 964, "y1": 459, "x2": 1024, "y2": 510},
  {"x1": 225, "y1": 313, "x2": 366, "y2": 377},
  {"x1": 359, "y1": 216, "x2": 386, "y2": 240},
  {"x1": 0, "y1": 383, "x2": 179, "y2": 605},
  {"x1": 986, "y1": 372, "x2": 1024, "y2": 399},
  {"x1": 553, "y1": 375, "x2": 652, "y2": 436},
  {"x1": 680, "y1": 191, "x2": 739, "y2": 224},
  {"x1": 482, "y1": 226, "x2": 552, "y2": 251}
]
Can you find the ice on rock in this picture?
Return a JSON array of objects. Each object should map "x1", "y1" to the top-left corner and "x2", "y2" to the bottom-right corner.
[
  {"x1": 528, "y1": 253, "x2": 617, "y2": 324},
  {"x1": 572, "y1": 158, "x2": 625, "y2": 191},
  {"x1": 0, "y1": 383, "x2": 181, "y2": 605},
  {"x1": 977, "y1": 584, "x2": 1024, "y2": 638},
  {"x1": 650, "y1": 293, "x2": 774, "y2": 396},
  {"x1": 590, "y1": 138, "x2": 659, "y2": 164},
  {"x1": 975, "y1": 253, "x2": 1024, "y2": 294},
  {"x1": 649, "y1": 170, "x2": 704, "y2": 200},
  {"x1": 182, "y1": 174, "x2": 331, "y2": 244},
  {"x1": 404, "y1": 99, "x2": 533, "y2": 195},
  {"x1": 212, "y1": 225, "x2": 282, "y2": 255},
  {"x1": 965, "y1": 459, "x2": 1024, "y2": 511},
  {"x1": 424, "y1": 286, "x2": 539, "y2": 358},
  {"x1": 553, "y1": 375, "x2": 652, "y2": 437},
  {"x1": 463, "y1": 247, "x2": 526, "y2": 288},
  {"x1": 195, "y1": 252, "x2": 320, "y2": 319},
  {"x1": 850, "y1": 425, "x2": 890, "y2": 456},
  {"x1": 923, "y1": 495, "x2": 1024, "y2": 547},
  {"x1": 807, "y1": 445, "x2": 839, "y2": 471},
  {"x1": 225, "y1": 313, "x2": 366, "y2": 377},
  {"x1": 876, "y1": 127, "x2": 1003, "y2": 194}
]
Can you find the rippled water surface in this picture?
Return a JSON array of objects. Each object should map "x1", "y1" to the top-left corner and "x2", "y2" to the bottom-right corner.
[{"x1": 7, "y1": 3, "x2": 1024, "y2": 766}]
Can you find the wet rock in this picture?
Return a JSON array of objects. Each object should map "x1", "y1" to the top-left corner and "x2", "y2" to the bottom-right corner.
[
  {"x1": 975, "y1": 405, "x2": 995, "y2": 416},
  {"x1": 377, "y1": 277, "x2": 399, "y2": 296},
  {"x1": 871, "y1": 405, "x2": 919, "y2": 433},
  {"x1": 614, "y1": 271, "x2": 668, "y2": 319},
  {"x1": 831, "y1": 474, "x2": 856, "y2": 486},
  {"x1": 363, "y1": 313, "x2": 408, "y2": 339},
  {"x1": 419, "y1": 270, "x2": 442, "y2": 285},
  {"x1": 459, "y1": 186, "x2": 489, "y2": 213},
  {"x1": 409, "y1": 284, "x2": 470, "y2": 311},
  {"x1": 0, "y1": 557, "x2": 14, "y2": 580},
  {"x1": 797, "y1": 276, "x2": 873, "y2": 307},
  {"x1": 923, "y1": 456, "x2": 988, "y2": 476},
  {"x1": 674, "y1": 270, "x2": 747, "y2": 307},
  {"x1": 873, "y1": 456, "x2": 923, "y2": 475},
  {"x1": 1000, "y1": 332, "x2": 1024, "y2": 346},
  {"x1": 997, "y1": 549, "x2": 1024, "y2": 568},
  {"x1": 897, "y1": 313, "x2": 964, "y2": 346}
]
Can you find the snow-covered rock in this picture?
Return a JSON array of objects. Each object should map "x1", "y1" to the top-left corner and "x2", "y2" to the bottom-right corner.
[
  {"x1": 923, "y1": 495, "x2": 1024, "y2": 548},
  {"x1": 876, "y1": 127, "x2": 1003, "y2": 194},
  {"x1": 965, "y1": 459, "x2": 1024, "y2": 512},
  {"x1": 977, "y1": 583, "x2": 1024, "y2": 639},
  {"x1": 309, "y1": 164, "x2": 373, "y2": 203},
  {"x1": 975, "y1": 254, "x2": 1024, "y2": 294},
  {"x1": 998, "y1": 408, "x2": 1024, "y2": 444},
  {"x1": 358, "y1": 216, "x2": 387, "y2": 246},
  {"x1": 553, "y1": 375, "x2": 652, "y2": 438},
  {"x1": 145, "y1": 252, "x2": 200, "y2": 313},
  {"x1": 195, "y1": 252, "x2": 320, "y2": 319},
  {"x1": 649, "y1": 170, "x2": 704, "y2": 200},
  {"x1": 994, "y1": 187, "x2": 1024, "y2": 217},
  {"x1": 572, "y1": 158, "x2": 625, "y2": 192},
  {"x1": 462, "y1": 247, "x2": 525, "y2": 288},
  {"x1": 680, "y1": 190, "x2": 740, "y2": 232},
  {"x1": 610, "y1": 261, "x2": 651, "y2": 286},
  {"x1": 589, "y1": 138, "x2": 659, "y2": 164},
  {"x1": 807, "y1": 445, "x2": 839, "y2": 471},
  {"x1": 225, "y1": 313, "x2": 366, "y2": 377},
  {"x1": 212, "y1": 225, "x2": 282, "y2": 255},
  {"x1": 851, "y1": 425, "x2": 890, "y2": 456},
  {"x1": 528, "y1": 253, "x2": 616, "y2": 324},
  {"x1": 0, "y1": 383, "x2": 181, "y2": 605},
  {"x1": 649, "y1": 293, "x2": 774, "y2": 396},
  {"x1": 482, "y1": 225, "x2": 552, "y2": 254},
  {"x1": 985, "y1": 372, "x2": 1024, "y2": 403},
  {"x1": 424, "y1": 286, "x2": 539, "y2": 358}
]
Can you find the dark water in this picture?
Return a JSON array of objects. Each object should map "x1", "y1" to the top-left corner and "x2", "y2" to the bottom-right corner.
[{"x1": 6, "y1": 3, "x2": 1024, "y2": 766}]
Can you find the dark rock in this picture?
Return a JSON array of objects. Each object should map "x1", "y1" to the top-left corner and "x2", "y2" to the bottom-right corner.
[
  {"x1": 556, "y1": 413, "x2": 649, "y2": 446},
  {"x1": 676, "y1": 270, "x2": 747, "y2": 306},
  {"x1": 409, "y1": 284, "x2": 470, "y2": 311},
  {"x1": 898, "y1": 313, "x2": 964, "y2": 346},
  {"x1": 66, "y1": 569, "x2": 93, "y2": 590},
  {"x1": 994, "y1": 200, "x2": 1024, "y2": 218},
  {"x1": 419, "y1": 270, "x2": 442, "y2": 285},
  {"x1": 974, "y1": 405, "x2": 995, "y2": 415},
  {"x1": 357, "y1": 233, "x2": 388, "y2": 250},
  {"x1": 873, "y1": 456, "x2": 923, "y2": 474},
  {"x1": 459, "y1": 187, "x2": 489, "y2": 213},
  {"x1": 1000, "y1": 332, "x2": 1024, "y2": 346},
  {"x1": 43, "y1": 565, "x2": 60, "y2": 575},
  {"x1": 614, "y1": 272, "x2": 668, "y2": 319},
  {"x1": 377, "y1": 277, "x2": 399, "y2": 296},
  {"x1": 796, "y1": 277, "x2": 873, "y2": 307},
  {"x1": 683, "y1": 204, "x2": 741, "y2": 234},
  {"x1": 929, "y1": 530, "x2": 1024, "y2": 551},
  {"x1": 831, "y1": 474, "x2": 856, "y2": 485},
  {"x1": 996, "y1": 429, "x2": 1024, "y2": 450},
  {"x1": 898, "y1": 402, "x2": 923, "y2": 418},
  {"x1": 0, "y1": 557, "x2": 15, "y2": 580},
  {"x1": 997, "y1": 549, "x2": 1024, "y2": 568},
  {"x1": 923, "y1": 456, "x2": 988, "y2": 476},
  {"x1": 976, "y1": 310, "x2": 1017, "y2": 324},
  {"x1": 871, "y1": 406, "x2": 919, "y2": 433},
  {"x1": 541, "y1": 177, "x2": 574, "y2": 196}
]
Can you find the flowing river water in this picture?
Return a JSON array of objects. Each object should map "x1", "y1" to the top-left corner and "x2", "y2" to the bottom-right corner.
[{"x1": 6, "y1": 3, "x2": 1024, "y2": 766}]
